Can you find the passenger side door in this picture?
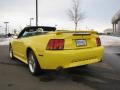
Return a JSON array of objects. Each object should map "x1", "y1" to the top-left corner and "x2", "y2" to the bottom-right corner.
[{"x1": 12, "y1": 30, "x2": 30, "y2": 61}]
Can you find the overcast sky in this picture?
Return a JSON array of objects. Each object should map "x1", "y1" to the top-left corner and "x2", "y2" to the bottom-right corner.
[{"x1": 0, "y1": 0, "x2": 120, "y2": 33}]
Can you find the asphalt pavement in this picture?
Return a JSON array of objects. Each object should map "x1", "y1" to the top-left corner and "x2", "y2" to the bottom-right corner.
[{"x1": 0, "y1": 45, "x2": 120, "y2": 90}]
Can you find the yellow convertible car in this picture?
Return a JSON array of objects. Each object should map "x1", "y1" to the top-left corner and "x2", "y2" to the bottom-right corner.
[{"x1": 9, "y1": 26, "x2": 104, "y2": 75}]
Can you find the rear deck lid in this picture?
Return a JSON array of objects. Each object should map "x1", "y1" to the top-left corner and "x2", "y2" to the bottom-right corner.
[{"x1": 51, "y1": 31, "x2": 99, "y2": 50}]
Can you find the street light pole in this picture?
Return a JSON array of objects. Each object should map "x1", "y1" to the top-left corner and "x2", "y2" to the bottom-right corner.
[
  {"x1": 0, "y1": 26, "x2": 1, "y2": 34},
  {"x1": 36, "y1": 0, "x2": 38, "y2": 26},
  {"x1": 4, "y1": 22, "x2": 9, "y2": 35},
  {"x1": 30, "y1": 18, "x2": 34, "y2": 26}
]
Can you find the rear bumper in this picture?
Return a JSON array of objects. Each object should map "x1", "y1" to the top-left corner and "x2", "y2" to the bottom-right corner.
[{"x1": 38, "y1": 46, "x2": 104, "y2": 69}]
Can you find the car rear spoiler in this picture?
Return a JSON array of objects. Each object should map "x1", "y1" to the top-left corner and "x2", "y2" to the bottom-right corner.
[{"x1": 48, "y1": 30, "x2": 98, "y2": 35}]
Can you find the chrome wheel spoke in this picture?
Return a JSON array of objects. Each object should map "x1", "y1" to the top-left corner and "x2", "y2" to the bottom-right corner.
[
  {"x1": 9, "y1": 48, "x2": 12, "y2": 58},
  {"x1": 28, "y1": 53, "x2": 36, "y2": 73}
]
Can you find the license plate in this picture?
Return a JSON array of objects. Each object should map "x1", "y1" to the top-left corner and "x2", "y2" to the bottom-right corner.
[{"x1": 76, "y1": 40, "x2": 87, "y2": 46}]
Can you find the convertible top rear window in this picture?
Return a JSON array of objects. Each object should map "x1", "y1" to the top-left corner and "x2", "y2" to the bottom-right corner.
[{"x1": 22, "y1": 30, "x2": 48, "y2": 37}]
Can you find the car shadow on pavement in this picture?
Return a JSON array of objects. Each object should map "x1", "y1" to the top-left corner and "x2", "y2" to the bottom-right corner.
[
  {"x1": 39, "y1": 64, "x2": 120, "y2": 90},
  {"x1": 68, "y1": 66, "x2": 120, "y2": 90}
]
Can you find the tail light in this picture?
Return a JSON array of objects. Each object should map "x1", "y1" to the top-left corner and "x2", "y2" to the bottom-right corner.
[
  {"x1": 96, "y1": 37, "x2": 101, "y2": 46},
  {"x1": 47, "y1": 39, "x2": 64, "y2": 50}
]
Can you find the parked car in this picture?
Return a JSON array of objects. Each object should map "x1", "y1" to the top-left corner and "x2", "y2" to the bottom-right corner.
[{"x1": 9, "y1": 26, "x2": 104, "y2": 75}]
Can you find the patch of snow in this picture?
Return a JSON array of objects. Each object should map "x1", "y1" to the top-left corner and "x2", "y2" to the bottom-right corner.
[
  {"x1": 0, "y1": 38, "x2": 13, "y2": 45},
  {"x1": 100, "y1": 35, "x2": 120, "y2": 46}
]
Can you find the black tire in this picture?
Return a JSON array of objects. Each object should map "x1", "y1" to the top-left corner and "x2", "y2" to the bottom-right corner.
[
  {"x1": 99, "y1": 59, "x2": 103, "y2": 62},
  {"x1": 80, "y1": 65, "x2": 88, "y2": 67},
  {"x1": 9, "y1": 45, "x2": 15, "y2": 59},
  {"x1": 27, "y1": 50, "x2": 41, "y2": 75}
]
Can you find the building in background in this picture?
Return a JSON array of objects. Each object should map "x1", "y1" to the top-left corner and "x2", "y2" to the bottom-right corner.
[
  {"x1": 112, "y1": 10, "x2": 120, "y2": 33},
  {"x1": 104, "y1": 28, "x2": 113, "y2": 34}
]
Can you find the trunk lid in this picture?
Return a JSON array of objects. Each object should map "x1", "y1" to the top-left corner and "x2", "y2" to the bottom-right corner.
[{"x1": 48, "y1": 31, "x2": 99, "y2": 50}]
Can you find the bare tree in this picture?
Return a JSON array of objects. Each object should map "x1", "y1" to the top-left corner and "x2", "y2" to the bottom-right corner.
[{"x1": 68, "y1": 0, "x2": 85, "y2": 31}]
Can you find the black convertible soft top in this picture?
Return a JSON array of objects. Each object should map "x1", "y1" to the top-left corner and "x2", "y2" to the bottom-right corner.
[
  {"x1": 24, "y1": 26, "x2": 56, "y2": 32},
  {"x1": 17, "y1": 26, "x2": 56, "y2": 38}
]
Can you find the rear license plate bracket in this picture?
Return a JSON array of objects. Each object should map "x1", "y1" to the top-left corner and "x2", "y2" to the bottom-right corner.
[{"x1": 76, "y1": 39, "x2": 87, "y2": 46}]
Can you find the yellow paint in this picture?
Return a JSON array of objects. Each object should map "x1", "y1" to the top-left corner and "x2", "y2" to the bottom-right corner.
[{"x1": 10, "y1": 30, "x2": 104, "y2": 69}]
